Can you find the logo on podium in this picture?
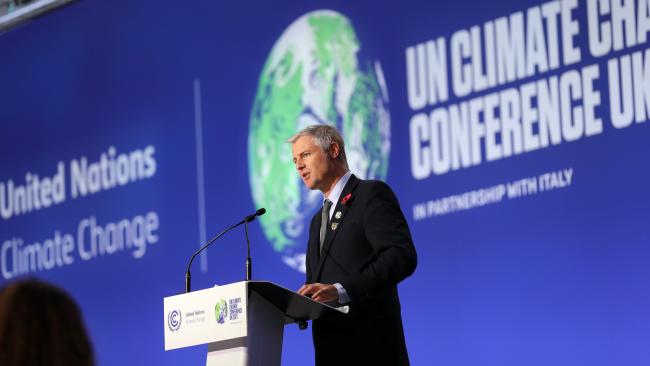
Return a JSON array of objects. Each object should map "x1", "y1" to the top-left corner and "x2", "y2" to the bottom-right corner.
[
  {"x1": 167, "y1": 309, "x2": 182, "y2": 331},
  {"x1": 215, "y1": 299, "x2": 228, "y2": 324}
]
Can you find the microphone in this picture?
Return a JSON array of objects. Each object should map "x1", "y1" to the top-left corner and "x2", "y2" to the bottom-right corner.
[
  {"x1": 244, "y1": 208, "x2": 266, "y2": 223},
  {"x1": 185, "y1": 208, "x2": 266, "y2": 293}
]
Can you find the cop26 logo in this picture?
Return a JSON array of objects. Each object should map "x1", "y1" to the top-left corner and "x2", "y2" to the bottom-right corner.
[
  {"x1": 167, "y1": 309, "x2": 182, "y2": 332},
  {"x1": 215, "y1": 299, "x2": 228, "y2": 325}
]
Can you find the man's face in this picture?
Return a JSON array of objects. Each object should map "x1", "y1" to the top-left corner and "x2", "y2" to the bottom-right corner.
[{"x1": 292, "y1": 135, "x2": 333, "y2": 192}]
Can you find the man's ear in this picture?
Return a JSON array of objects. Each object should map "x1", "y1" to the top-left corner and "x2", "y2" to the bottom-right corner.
[{"x1": 329, "y1": 142, "x2": 340, "y2": 159}]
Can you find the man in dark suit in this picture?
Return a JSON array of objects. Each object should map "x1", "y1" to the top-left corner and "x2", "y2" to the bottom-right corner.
[{"x1": 291, "y1": 125, "x2": 417, "y2": 366}]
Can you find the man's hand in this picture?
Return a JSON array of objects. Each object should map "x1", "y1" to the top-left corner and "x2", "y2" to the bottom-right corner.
[{"x1": 297, "y1": 283, "x2": 339, "y2": 303}]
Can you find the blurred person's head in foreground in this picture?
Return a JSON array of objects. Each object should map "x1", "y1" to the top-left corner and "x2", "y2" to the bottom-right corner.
[{"x1": 0, "y1": 278, "x2": 94, "y2": 366}]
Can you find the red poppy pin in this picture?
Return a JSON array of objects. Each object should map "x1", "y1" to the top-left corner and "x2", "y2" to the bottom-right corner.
[{"x1": 341, "y1": 193, "x2": 352, "y2": 205}]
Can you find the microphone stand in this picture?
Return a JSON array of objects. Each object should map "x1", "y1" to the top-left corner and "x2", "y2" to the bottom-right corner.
[
  {"x1": 244, "y1": 220, "x2": 252, "y2": 281},
  {"x1": 185, "y1": 221, "x2": 242, "y2": 293},
  {"x1": 185, "y1": 208, "x2": 265, "y2": 293}
]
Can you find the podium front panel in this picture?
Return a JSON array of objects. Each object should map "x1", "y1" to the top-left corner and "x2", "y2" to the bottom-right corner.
[{"x1": 164, "y1": 282, "x2": 248, "y2": 350}]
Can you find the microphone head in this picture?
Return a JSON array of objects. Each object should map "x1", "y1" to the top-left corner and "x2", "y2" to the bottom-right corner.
[{"x1": 245, "y1": 208, "x2": 266, "y2": 223}]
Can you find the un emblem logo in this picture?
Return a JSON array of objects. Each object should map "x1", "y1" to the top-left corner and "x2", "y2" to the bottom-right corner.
[{"x1": 167, "y1": 309, "x2": 182, "y2": 332}]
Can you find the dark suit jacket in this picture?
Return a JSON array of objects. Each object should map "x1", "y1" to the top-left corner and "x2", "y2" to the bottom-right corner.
[{"x1": 306, "y1": 174, "x2": 417, "y2": 366}]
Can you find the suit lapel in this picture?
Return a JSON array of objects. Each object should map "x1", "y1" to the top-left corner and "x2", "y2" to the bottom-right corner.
[
  {"x1": 315, "y1": 174, "x2": 360, "y2": 280},
  {"x1": 307, "y1": 214, "x2": 321, "y2": 283}
]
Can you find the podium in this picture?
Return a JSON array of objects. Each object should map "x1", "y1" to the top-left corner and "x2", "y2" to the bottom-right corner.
[{"x1": 164, "y1": 281, "x2": 347, "y2": 365}]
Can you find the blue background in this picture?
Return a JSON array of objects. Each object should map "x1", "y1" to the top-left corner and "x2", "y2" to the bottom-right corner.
[{"x1": 1, "y1": 0, "x2": 649, "y2": 365}]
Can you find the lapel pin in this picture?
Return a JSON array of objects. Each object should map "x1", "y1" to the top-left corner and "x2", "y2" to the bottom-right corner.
[
  {"x1": 331, "y1": 222, "x2": 339, "y2": 231},
  {"x1": 335, "y1": 211, "x2": 342, "y2": 219}
]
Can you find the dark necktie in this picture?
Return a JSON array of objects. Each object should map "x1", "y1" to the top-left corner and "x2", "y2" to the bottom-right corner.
[{"x1": 319, "y1": 199, "x2": 332, "y2": 253}]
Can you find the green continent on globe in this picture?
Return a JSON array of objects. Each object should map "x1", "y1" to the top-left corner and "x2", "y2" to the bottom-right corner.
[{"x1": 248, "y1": 10, "x2": 391, "y2": 273}]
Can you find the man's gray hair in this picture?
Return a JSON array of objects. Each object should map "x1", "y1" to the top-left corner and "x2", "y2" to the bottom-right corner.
[{"x1": 288, "y1": 124, "x2": 349, "y2": 169}]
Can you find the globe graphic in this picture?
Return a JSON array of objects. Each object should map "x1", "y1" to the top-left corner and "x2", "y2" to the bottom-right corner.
[{"x1": 248, "y1": 10, "x2": 391, "y2": 273}]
